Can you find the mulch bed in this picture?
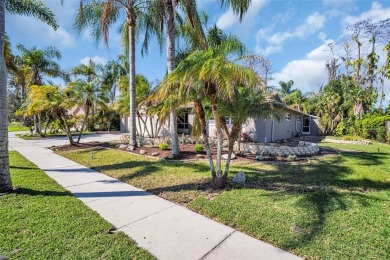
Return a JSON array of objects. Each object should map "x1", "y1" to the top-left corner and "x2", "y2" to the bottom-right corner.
[{"x1": 51, "y1": 142, "x2": 331, "y2": 163}]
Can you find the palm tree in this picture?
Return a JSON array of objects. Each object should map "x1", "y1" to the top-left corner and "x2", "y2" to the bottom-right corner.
[
  {"x1": 1, "y1": 0, "x2": 58, "y2": 193},
  {"x1": 278, "y1": 80, "x2": 295, "y2": 98},
  {"x1": 17, "y1": 44, "x2": 66, "y2": 135},
  {"x1": 67, "y1": 80, "x2": 108, "y2": 142},
  {"x1": 72, "y1": 58, "x2": 99, "y2": 83},
  {"x1": 26, "y1": 85, "x2": 77, "y2": 145},
  {"x1": 74, "y1": 0, "x2": 149, "y2": 149},
  {"x1": 159, "y1": 45, "x2": 261, "y2": 187}
]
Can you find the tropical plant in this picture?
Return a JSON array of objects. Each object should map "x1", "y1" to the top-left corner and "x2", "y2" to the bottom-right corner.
[
  {"x1": 24, "y1": 85, "x2": 76, "y2": 145},
  {"x1": 158, "y1": 44, "x2": 261, "y2": 187},
  {"x1": 16, "y1": 44, "x2": 66, "y2": 135},
  {"x1": 67, "y1": 79, "x2": 108, "y2": 142},
  {"x1": 74, "y1": 0, "x2": 149, "y2": 149},
  {"x1": 1, "y1": 0, "x2": 59, "y2": 193}
]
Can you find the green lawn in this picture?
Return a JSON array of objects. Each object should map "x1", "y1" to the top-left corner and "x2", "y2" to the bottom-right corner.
[
  {"x1": 16, "y1": 131, "x2": 95, "y2": 140},
  {"x1": 58, "y1": 140, "x2": 390, "y2": 259},
  {"x1": 7, "y1": 124, "x2": 29, "y2": 132},
  {"x1": 0, "y1": 151, "x2": 153, "y2": 260}
]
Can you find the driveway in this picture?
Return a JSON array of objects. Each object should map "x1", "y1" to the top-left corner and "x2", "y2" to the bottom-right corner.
[{"x1": 8, "y1": 132, "x2": 123, "y2": 148}]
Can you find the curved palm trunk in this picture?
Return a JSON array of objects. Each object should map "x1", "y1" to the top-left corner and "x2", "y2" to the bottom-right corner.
[
  {"x1": 223, "y1": 123, "x2": 241, "y2": 178},
  {"x1": 166, "y1": 0, "x2": 180, "y2": 155},
  {"x1": 77, "y1": 105, "x2": 90, "y2": 143},
  {"x1": 193, "y1": 100, "x2": 216, "y2": 179},
  {"x1": 128, "y1": 16, "x2": 137, "y2": 148},
  {"x1": 56, "y1": 111, "x2": 76, "y2": 146},
  {"x1": 0, "y1": 1, "x2": 13, "y2": 193},
  {"x1": 207, "y1": 86, "x2": 224, "y2": 187}
]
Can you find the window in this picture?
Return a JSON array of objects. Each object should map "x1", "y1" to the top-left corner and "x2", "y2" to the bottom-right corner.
[
  {"x1": 297, "y1": 116, "x2": 301, "y2": 123},
  {"x1": 285, "y1": 113, "x2": 291, "y2": 121},
  {"x1": 177, "y1": 109, "x2": 189, "y2": 130}
]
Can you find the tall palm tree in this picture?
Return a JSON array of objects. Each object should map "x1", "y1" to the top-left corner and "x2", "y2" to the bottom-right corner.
[
  {"x1": 72, "y1": 58, "x2": 99, "y2": 83},
  {"x1": 1, "y1": 0, "x2": 58, "y2": 193},
  {"x1": 17, "y1": 44, "x2": 65, "y2": 135},
  {"x1": 74, "y1": 0, "x2": 149, "y2": 149}
]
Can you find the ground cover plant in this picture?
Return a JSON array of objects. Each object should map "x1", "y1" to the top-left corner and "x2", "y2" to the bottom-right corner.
[
  {"x1": 57, "y1": 139, "x2": 390, "y2": 259},
  {"x1": 0, "y1": 151, "x2": 153, "y2": 260}
]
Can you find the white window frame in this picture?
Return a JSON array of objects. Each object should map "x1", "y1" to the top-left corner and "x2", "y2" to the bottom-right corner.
[{"x1": 285, "y1": 113, "x2": 291, "y2": 121}]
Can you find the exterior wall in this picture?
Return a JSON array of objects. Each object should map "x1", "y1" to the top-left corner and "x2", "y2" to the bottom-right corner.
[
  {"x1": 311, "y1": 117, "x2": 323, "y2": 136},
  {"x1": 271, "y1": 108, "x2": 303, "y2": 141}
]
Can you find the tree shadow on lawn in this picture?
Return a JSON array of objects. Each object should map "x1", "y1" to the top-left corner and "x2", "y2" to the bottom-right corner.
[{"x1": 14, "y1": 187, "x2": 72, "y2": 197}]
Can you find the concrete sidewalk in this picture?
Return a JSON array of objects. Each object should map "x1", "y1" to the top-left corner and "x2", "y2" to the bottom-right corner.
[{"x1": 9, "y1": 133, "x2": 300, "y2": 260}]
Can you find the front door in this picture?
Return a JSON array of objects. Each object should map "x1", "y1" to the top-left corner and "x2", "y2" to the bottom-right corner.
[{"x1": 302, "y1": 117, "x2": 310, "y2": 134}]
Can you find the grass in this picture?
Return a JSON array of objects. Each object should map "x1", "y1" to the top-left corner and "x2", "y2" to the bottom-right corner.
[
  {"x1": 16, "y1": 131, "x2": 95, "y2": 140},
  {"x1": 57, "y1": 140, "x2": 390, "y2": 259},
  {"x1": 7, "y1": 124, "x2": 29, "y2": 132},
  {"x1": 0, "y1": 151, "x2": 153, "y2": 260}
]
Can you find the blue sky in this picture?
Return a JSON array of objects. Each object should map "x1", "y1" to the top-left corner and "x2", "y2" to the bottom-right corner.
[{"x1": 6, "y1": 0, "x2": 390, "y2": 102}]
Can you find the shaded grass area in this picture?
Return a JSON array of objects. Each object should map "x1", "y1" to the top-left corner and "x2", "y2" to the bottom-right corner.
[
  {"x1": 7, "y1": 124, "x2": 29, "y2": 132},
  {"x1": 58, "y1": 140, "x2": 390, "y2": 259},
  {"x1": 16, "y1": 131, "x2": 94, "y2": 140},
  {"x1": 0, "y1": 151, "x2": 153, "y2": 260}
]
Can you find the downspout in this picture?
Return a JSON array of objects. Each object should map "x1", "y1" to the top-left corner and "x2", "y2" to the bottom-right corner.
[{"x1": 271, "y1": 117, "x2": 275, "y2": 142}]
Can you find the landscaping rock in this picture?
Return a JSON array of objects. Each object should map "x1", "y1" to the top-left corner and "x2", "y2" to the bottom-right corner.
[
  {"x1": 256, "y1": 155, "x2": 265, "y2": 161},
  {"x1": 151, "y1": 152, "x2": 159, "y2": 156},
  {"x1": 167, "y1": 154, "x2": 175, "y2": 159},
  {"x1": 139, "y1": 149, "x2": 147, "y2": 155},
  {"x1": 222, "y1": 153, "x2": 236, "y2": 160},
  {"x1": 196, "y1": 154, "x2": 206, "y2": 159},
  {"x1": 232, "y1": 171, "x2": 245, "y2": 184},
  {"x1": 118, "y1": 144, "x2": 127, "y2": 149},
  {"x1": 287, "y1": 155, "x2": 296, "y2": 161},
  {"x1": 127, "y1": 145, "x2": 135, "y2": 151},
  {"x1": 290, "y1": 223, "x2": 304, "y2": 234}
]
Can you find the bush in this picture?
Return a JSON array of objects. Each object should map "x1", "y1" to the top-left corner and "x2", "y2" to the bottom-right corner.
[
  {"x1": 194, "y1": 144, "x2": 204, "y2": 153},
  {"x1": 342, "y1": 135, "x2": 356, "y2": 141},
  {"x1": 334, "y1": 122, "x2": 345, "y2": 136},
  {"x1": 158, "y1": 142, "x2": 169, "y2": 150},
  {"x1": 376, "y1": 126, "x2": 387, "y2": 143}
]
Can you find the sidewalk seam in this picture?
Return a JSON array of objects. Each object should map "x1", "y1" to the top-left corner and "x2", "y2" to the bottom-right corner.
[
  {"x1": 117, "y1": 204, "x2": 176, "y2": 230},
  {"x1": 199, "y1": 230, "x2": 236, "y2": 260}
]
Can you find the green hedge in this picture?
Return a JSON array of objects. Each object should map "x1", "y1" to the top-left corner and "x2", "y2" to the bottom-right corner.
[{"x1": 354, "y1": 113, "x2": 390, "y2": 142}]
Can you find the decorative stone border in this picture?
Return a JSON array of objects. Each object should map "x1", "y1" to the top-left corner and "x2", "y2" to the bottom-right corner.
[
  {"x1": 324, "y1": 138, "x2": 371, "y2": 145},
  {"x1": 235, "y1": 141, "x2": 320, "y2": 156}
]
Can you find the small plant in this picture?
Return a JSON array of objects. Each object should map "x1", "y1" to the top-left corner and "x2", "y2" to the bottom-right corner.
[
  {"x1": 158, "y1": 142, "x2": 169, "y2": 150},
  {"x1": 194, "y1": 144, "x2": 204, "y2": 153}
]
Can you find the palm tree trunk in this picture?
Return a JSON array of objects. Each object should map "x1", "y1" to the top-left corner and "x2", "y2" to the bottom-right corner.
[
  {"x1": 56, "y1": 112, "x2": 76, "y2": 146},
  {"x1": 77, "y1": 105, "x2": 90, "y2": 143},
  {"x1": 128, "y1": 16, "x2": 137, "y2": 148},
  {"x1": 0, "y1": 1, "x2": 13, "y2": 193},
  {"x1": 34, "y1": 114, "x2": 41, "y2": 135},
  {"x1": 223, "y1": 124, "x2": 241, "y2": 178},
  {"x1": 194, "y1": 100, "x2": 216, "y2": 178},
  {"x1": 43, "y1": 114, "x2": 51, "y2": 137},
  {"x1": 166, "y1": 0, "x2": 179, "y2": 155}
]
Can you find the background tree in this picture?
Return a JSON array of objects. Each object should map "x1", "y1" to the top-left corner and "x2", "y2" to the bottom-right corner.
[
  {"x1": 17, "y1": 44, "x2": 65, "y2": 135},
  {"x1": 1, "y1": 0, "x2": 58, "y2": 193},
  {"x1": 75, "y1": 0, "x2": 149, "y2": 149}
]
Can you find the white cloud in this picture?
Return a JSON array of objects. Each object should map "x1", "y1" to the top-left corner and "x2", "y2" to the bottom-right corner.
[
  {"x1": 270, "y1": 41, "x2": 334, "y2": 92},
  {"x1": 255, "y1": 12, "x2": 326, "y2": 56},
  {"x1": 80, "y1": 56, "x2": 107, "y2": 65},
  {"x1": 318, "y1": 32, "x2": 327, "y2": 41},
  {"x1": 6, "y1": 15, "x2": 75, "y2": 48},
  {"x1": 343, "y1": 1, "x2": 390, "y2": 25},
  {"x1": 216, "y1": 0, "x2": 269, "y2": 30}
]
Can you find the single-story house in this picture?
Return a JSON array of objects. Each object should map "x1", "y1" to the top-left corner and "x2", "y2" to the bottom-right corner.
[{"x1": 120, "y1": 94, "x2": 323, "y2": 142}]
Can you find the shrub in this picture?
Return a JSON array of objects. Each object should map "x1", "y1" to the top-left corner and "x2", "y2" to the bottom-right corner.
[
  {"x1": 194, "y1": 144, "x2": 204, "y2": 153},
  {"x1": 334, "y1": 122, "x2": 345, "y2": 136},
  {"x1": 158, "y1": 142, "x2": 169, "y2": 150},
  {"x1": 376, "y1": 126, "x2": 387, "y2": 143},
  {"x1": 342, "y1": 135, "x2": 356, "y2": 141}
]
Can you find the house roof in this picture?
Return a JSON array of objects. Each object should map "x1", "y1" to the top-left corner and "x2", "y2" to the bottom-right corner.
[{"x1": 266, "y1": 92, "x2": 318, "y2": 118}]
